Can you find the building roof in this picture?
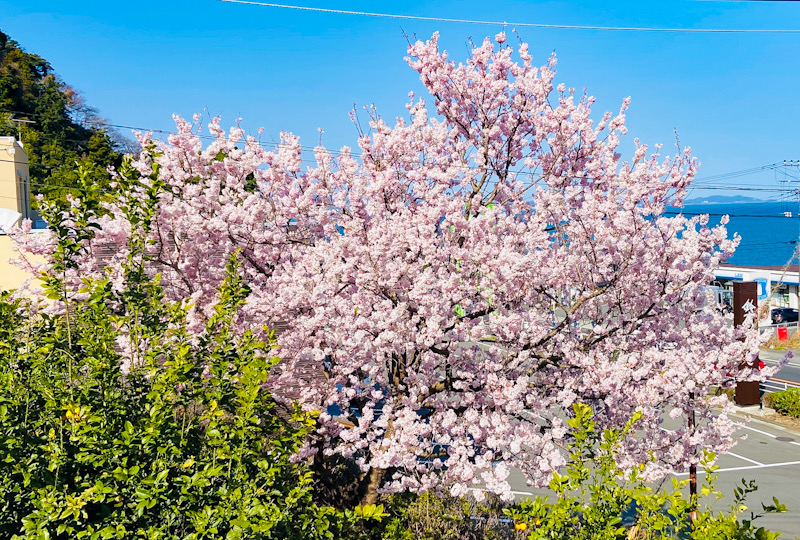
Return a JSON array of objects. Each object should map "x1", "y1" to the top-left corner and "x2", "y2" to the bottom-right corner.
[{"x1": 720, "y1": 263, "x2": 800, "y2": 272}]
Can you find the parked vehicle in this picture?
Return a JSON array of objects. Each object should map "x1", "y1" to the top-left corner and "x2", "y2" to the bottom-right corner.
[{"x1": 771, "y1": 307, "x2": 799, "y2": 324}]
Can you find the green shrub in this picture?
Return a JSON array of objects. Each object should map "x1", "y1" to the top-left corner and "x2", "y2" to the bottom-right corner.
[
  {"x1": 505, "y1": 404, "x2": 785, "y2": 540},
  {"x1": 0, "y1": 261, "x2": 355, "y2": 539},
  {"x1": 380, "y1": 493, "x2": 513, "y2": 540},
  {"x1": 0, "y1": 166, "x2": 373, "y2": 539},
  {"x1": 770, "y1": 388, "x2": 800, "y2": 418},
  {"x1": 762, "y1": 392, "x2": 774, "y2": 410}
]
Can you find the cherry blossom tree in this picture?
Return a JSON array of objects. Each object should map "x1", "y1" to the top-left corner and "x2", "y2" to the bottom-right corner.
[{"x1": 16, "y1": 32, "x2": 768, "y2": 506}]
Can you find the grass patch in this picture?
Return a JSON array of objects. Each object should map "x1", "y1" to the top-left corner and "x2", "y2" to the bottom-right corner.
[{"x1": 763, "y1": 329, "x2": 800, "y2": 350}]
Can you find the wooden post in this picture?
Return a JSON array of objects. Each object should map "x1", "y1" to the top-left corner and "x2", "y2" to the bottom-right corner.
[{"x1": 733, "y1": 282, "x2": 760, "y2": 406}]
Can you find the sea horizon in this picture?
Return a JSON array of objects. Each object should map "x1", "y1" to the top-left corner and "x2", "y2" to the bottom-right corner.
[{"x1": 669, "y1": 201, "x2": 796, "y2": 267}]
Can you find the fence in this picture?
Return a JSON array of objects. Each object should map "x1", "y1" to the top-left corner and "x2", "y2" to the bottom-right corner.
[
  {"x1": 761, "y1": 377, "x2": 800, "y2": 394},
  {"x1": 759, "y1": 321, "x2": 798, "y2": 337}
]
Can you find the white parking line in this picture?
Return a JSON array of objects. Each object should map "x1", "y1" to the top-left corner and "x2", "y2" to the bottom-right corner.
[
  {"x1": 727, "y1": 452, "x2": 763, "y2": 466},
  {"x1": 740, "y1": 424, "x2": 778, "y2": 439},
  {"x1": 741, "y1": 423, "x2": 800, "y2": 447},
  {"x1": 469, "y1": 487, "x2": 535, "y2": 497},
  {"x1": 674, "y1": 460, "x2": 800, "y2": 476}
]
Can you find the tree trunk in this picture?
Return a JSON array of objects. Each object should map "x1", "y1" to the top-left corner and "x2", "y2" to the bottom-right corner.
[{"x1": 360, "y1": 467, "x2": 387, "y2": 506}]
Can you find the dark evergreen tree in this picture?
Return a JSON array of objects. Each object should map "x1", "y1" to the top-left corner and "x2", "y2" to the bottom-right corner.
[{"x1": 0, "y1": 29, "x2": 127, "y2": 204}]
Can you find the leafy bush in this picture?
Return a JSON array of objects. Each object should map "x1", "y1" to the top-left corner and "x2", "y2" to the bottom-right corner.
[
  {"x1": 770, "y1": 388, "x2": 800, "y2": 418},
  {"x1": 505, "y1": 404, "x2": 784, "y2": 540},
  {"x1": 0, "y1": 168, "x2": 372, "y2": 539},
  {"x1": 380, "y1": 493, "x2": 513, "y2": 540},
  {"x1": 1, "y1": 160, "x2": 787, "y2": 540},
  {"x1": 0, "y1": 264, "x2": 350, "y2": 539}
]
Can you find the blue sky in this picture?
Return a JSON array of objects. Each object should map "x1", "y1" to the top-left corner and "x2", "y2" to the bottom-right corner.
[{"x1": 1, "y1": 0, "x2": 799, "y2": 201}]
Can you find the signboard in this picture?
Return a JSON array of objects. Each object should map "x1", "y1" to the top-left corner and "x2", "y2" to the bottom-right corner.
[
  {"x1": 754, "y1": 278, "x2": 768, "y2": 301},
  {"x1": 733, "y1": 282, "x2": 760, "y2": 406}
]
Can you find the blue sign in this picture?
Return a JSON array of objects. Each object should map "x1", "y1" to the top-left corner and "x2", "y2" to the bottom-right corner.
[
  {"x1": 754, "y1": 278, "x2": 768, "y2": 300},
  {"x1": 715, "y1": 272, "x2": 744, "y2": 281}
]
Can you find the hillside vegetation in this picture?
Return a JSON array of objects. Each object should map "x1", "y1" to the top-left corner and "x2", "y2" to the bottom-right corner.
[{"x1": 0, "y1": 30, "x2": 127, "y2": 203}]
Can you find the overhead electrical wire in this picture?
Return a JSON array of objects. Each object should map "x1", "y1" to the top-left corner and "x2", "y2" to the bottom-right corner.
[
  {"x1": 2, "y1": 151, "x2": 800, "y2": 207},
  {"x1": 6, "y1": 109, "x2": 800, "y2": 188},
  {"x1": 217, "y1": 0, "x2": 800, "y2": 34},
  {"x1": 664, "y1": 211, "x2": 800, "y2": 219},
  {"x1": 7, "y1": 175, "x2": 800, "y2": 223},
  {"x1": 6, "y1": 110, "x2": 800, "y2": 205},
  {"x1": 692, "y1": 164, "x2": 783, "y2": 184},
  {"x1": 736, "y1": 240, "x2": 798, "y2": 248},
  {"x1": 687, "y1": 186, "x2": 792, "y2": 192}
]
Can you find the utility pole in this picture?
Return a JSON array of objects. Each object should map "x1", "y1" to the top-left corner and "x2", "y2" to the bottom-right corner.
[
  {"x1": 785, "y1": 160, "x2": 800, "y2": 309},
  {"x1": 795, "y1": 162, "x2": 800, "y2": 310},
  {"x1": 8, "y1": 116, "x2": 34, "y2": 144}
]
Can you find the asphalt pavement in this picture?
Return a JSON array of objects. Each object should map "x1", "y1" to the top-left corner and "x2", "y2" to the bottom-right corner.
[
  {"x1": 499, "y1": 407, "x2": 800, "y2": 537},
  {"x1": 761, "y1": 347, "x2": 800, "y2": 385},
  {"x1": 459, "y1": 339, "x2": 800, "y2": 535}
]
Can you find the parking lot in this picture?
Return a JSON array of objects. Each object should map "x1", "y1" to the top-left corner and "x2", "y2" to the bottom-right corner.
[
  {"x1": 676, "y1": 416, "x2": 800, "y2": 536},
  {"x1": 502, "y1": 412, "x2": 800, "y2": 536}
]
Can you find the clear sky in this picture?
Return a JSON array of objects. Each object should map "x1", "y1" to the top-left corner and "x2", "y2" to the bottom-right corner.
[{"x1": 1, "y1": 0, "x2": 799, "y2": 201}]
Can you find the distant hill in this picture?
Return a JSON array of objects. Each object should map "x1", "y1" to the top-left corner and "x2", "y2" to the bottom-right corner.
[
  {"x1": 683, "y1": 195, "x2": 766, "y2": 205},
  {"x1": 1, "y1": 29, "x2": 129, "y2": 203}
]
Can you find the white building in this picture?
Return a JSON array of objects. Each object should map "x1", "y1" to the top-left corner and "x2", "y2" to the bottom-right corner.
[{"x1": 714, "y1": 263, "x2": 800, "y2": 310}]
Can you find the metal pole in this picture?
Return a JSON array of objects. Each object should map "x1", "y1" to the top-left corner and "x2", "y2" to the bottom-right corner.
[
  {"x1": 795, "y1": 169, "x2": 800, "y2": 310},
  {"x1": 9, "y1": 116, "x2": 34, "y2": 144}
]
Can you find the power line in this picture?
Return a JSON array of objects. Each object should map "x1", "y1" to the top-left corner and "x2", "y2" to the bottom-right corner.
[
  {"x1": 694, "y1": 184, "x2": 791, "y2": 189},
  {"x1": 14, "y1": 176, "x2": 800, "y2": 222},
  {"x1": 692, "y1": 163, "x2": 782, "y2": 184},
  {"x1": 7, "y1": 109, "x2": 800, "y2": 196},
  {"x1": 218, "y1": 0, "x2": 800, "y2": 33},
  {"x1": 2, "y1": 108, "x2": 373, "y2": 164},
  {"x1": 739, "y1": 240, "x2": 798, "y2": 247},
  {"x1": 8, "y1": 109, "x2": 799, "y2": 188},
  {"x1": 735, "y1": 241, "x2": 797, "y2": 252},
  {"x1": 2, "y1": 155, "x2": 799, "y2": 203},
  {"x1": 688, "y1": 186, "x2": 791, "y2": 192},
  {"x1": 664, "y1": 211, "x2": 800, "y2": 219}
]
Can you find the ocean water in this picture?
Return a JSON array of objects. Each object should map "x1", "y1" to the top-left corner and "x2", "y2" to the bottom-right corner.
[{"x1": 668, "y1": 202, "x2": 797, "y2": 267}]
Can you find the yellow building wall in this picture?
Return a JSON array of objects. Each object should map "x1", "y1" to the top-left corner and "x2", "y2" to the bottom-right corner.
[
  {"x1": 0, "y1": 137, "x2": 31, "y2": 218},
  {"x1": 0, "y1": 235, "x2": 41, "y2": 292},
  {"x1": 0, "y1": 136, "x2": 38, "y2": 292}
]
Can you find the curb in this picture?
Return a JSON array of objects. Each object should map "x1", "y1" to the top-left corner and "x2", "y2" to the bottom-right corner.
[{"x1": 728, "y1": 404, "x2": 800, "y2": 438}]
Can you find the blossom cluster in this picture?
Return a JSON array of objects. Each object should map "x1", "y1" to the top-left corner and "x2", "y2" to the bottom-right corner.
[{"x1": 15, "y1": 33, "x2": 768, "y2": 501}]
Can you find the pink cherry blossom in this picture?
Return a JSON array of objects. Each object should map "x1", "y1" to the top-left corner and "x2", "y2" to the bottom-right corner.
[{"x1": 15, "y1": 32, "x2": 769, "y2": 505}]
